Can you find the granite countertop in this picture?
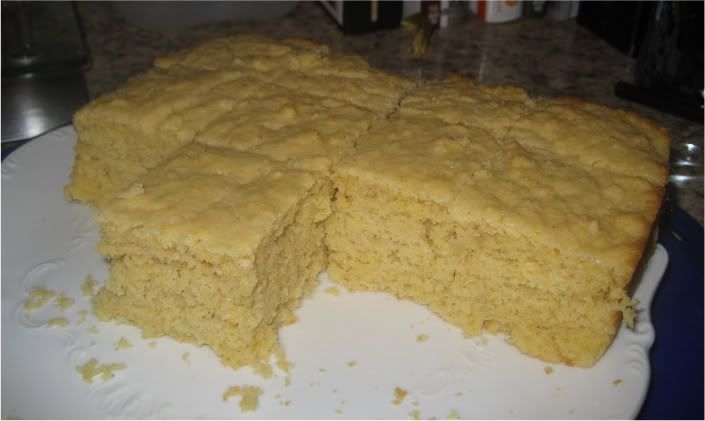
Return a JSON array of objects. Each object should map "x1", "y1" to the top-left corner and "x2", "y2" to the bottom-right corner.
[{"x1": 76, "y1": 2, "x2": 703, "y2": 224}]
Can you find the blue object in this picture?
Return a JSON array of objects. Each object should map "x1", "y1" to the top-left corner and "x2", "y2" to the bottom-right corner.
[{"x1": 638, "y1": 206, "x2": 704, "y2": 419}]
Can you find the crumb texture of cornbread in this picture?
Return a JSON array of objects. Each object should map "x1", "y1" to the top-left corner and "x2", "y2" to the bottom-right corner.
[
  {"x1": 326, "y1": 110, "x2": 667, "y2": 367},
  {"x1": 94, "y1": 143, "x2": 332, "y2": 368},
  {"x1": 69, "y1": 35, "x2": 669, "y2": 369}
]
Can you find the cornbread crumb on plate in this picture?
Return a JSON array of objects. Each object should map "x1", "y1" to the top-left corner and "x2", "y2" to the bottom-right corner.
[
  {"x1": 82, "y1": 276, "x2": 97, "y2": 297},
  {"x1": 76, "y1": 358, "x2": 125, "y2": 383},
  {"x1": 544, "y1": 366, "x2": 554, "y2": 375},
  {"x1": 416, "y1": 334, "x2": 429, "y2": 343},
  {"x1": 347, "y1": 360, "x2": 357, "y2": 368},
  {"x1": 114, "y1": 337, "x2": 132, "y2": 350},
  {"x1": 253, "y1": 362, "x2": 274, "y2": 379},
  {"x1": 409, "y1": 409, "x2": 421, "y2": 420},
  {"x1": 47, "y1": 318, "x2": 69, "y2": 327},
  {"x1": 93, "y1": 143, "x2": 331, "y2": 368},
  {"x1": 222, "y1": 386, "x2": 263, "y2": 412},
  {"x1": 24, "y1": 288, "x2": 56, "y2": 312},
  {"x1": 613, "y1": 379, "x2": 623, "y2": 386},
  {"x1": 56, "y1": 294, "x2": 74, "y2": 311},
  {"x1": 392, "y1": 386, "x2": 408, "y2": 405}
]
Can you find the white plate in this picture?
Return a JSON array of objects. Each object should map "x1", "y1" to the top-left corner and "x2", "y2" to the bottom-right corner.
[{"x1": 1, "y1": 127, "x2": 668, "y2": 419}]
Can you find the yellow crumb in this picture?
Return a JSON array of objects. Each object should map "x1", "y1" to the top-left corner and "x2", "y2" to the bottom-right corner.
[
  {"x1": 223, "y1": 386, "x2": 263, "y2": 412},
  {"x1": 319, "y1": 368, "x2": 327, "y2": 373},
  {"x1": 392, "y1": 386, "x2": 408, "y2": 405},
  {"x1": 283, "y1": 400, "x2": 291, "y2": 407},
  {"x1": 253, "y1": 362, "x2": 273, "y2": 379},
  {"x1": 335, "y1": 409, "x2": 342, "y2": 415},
  {"x1": 409, "y1": 409, "x2": 421, "y2": 420},
  {"x1": 48, "y1": 318, "x2": 69, "y2": 327},
  {"x1": 114, "y1": 337, "x2": 133, "y2": 350},
  {"x1": 447, "y1": 409, "x2": 461, "y2": 419},
  {"x1": 569, "y1": 408, "x2": 576, "y2": 415},
  {"x1": 24, "y1": 288, "x2": 56, "y2": 311},
  {"x1": 544, "y1": 366, "x2": 554, "y2": 375},
  {"x1": 86, "y1": 325, "x2": 99, "y2": 335},
  {"x1": 77, "y1": 309, "x2": 88, "y2": 325},
  {"x1": 416, "y1": 334, "x2": 429, "y2": 343},
  {"x1": 56, "y1": 294, "x2": 74, "y2": 311},
  {"x1": 347, "y1": 360, "x2": 357, "y2": 368},
  {"x1": 82, "y1": 276, "x2": 97, "y2": 297},
  {"x1": 613, "y1": 379, "x2": 623, "y2": 386},
  {"x1": 454, "y1": 391, "x2": 463, "y2": 397},
  {"x1": 148, "y1": 340, "x2": 157, "y2": 348},
  {"x1": 76, "y1": 359, "x2": 125, "y2": 383},
  {"x1": 182, "y1": 352, "x2": 191, "y2": 364},
  {"x1": 275, "y1": 348, "x2": 294, "y2": 372},
  {"x1": 324, "y1": 286, "x2": 341, "y2": 296}
]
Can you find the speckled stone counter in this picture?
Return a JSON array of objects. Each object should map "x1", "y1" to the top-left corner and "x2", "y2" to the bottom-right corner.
[{"x1": 76, "y1": 2, "x2": 703, "y2": 224}]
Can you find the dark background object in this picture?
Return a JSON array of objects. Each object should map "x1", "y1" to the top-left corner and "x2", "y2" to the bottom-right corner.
[
  {"x1": 2, "y1": 1, "x2": 90, "y2": 158},
  {"x1": 577, "y1": 1, "x2": 653, "y2": 57},
  {"x1": 638, "y1": 206, "x2": 704, "y2": 419},
  {"x1": 319, "y1": 1, "x2": 403, "y2": 35},
  {"x1": 581, "y1": 1, "x2": 703, "y2": 123}
]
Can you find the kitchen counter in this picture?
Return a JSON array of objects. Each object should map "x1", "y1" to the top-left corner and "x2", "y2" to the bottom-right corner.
[{"x1": 76, "y1": 1, "x2": 703, "y2": 224}]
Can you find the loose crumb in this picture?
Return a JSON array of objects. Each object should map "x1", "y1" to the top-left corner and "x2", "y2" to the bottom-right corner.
[
  {"x1": 416, "y1": 334, "x2": 429, "y2": 343},
  {"x1": 324, "y1": 286, "x2": 341, "y2": 296},
  {"x1": 148, "y1": 340, "x2": 157, "y2": 348},
  {"x1": 335, "y1": 408, "x2": 342, "y2": 415},
  {"x1": 56, "y1": 294, "x2": 74, "y2": 311},
  {"x1": 76, "y1": 359, "x2": 125, "y2": 383},
  {"x1": 409, "y1": 409, "x2": 421, "y2": 420},
  {"x1": 544, "y1": 366, "x2": 554, "y2": 375},
  {"x1": 82, "y1": 276, "x2": 97, "y2": 297},
  {"x1": 275, "y1": 348, "x2": 294, "y2": 372},
  {"x1": 182, "y1": 352, "x2": 191, "y2": 364},
  {"x1": 569, "y1": 408, "x2": 576, "y2": 415},
  {"x1": 347, "y1": 360, "x2": 357, "y2": 368},
  {"x1": 48, "y1": 317, "x2": 69, "y2": 327},
  {"x1": 447, "y1": 409, "x2": 461, "y2": 419},
  {"x1": 24, "y1": 288, "x2": 56, "y2": 311},
  {"x1": 86, "y1": 325, "x2": 99, "y2": 335},
  {"x1": 253, "y1": 362, "x2": 273, "y2": 379},
  {"x1": 454, "y1": 391, "x2": 463, "y2": 397},
  {"x1": 392, "y1": 386, "x2": 408, "y2": 405},
  {"x1": 223, "y1": 386, "x2": 262, "y2": 412},
  {"x1": 114, "y1": 337, "x2": 133, "y2": 350},
  {"x1": 613, "y1": 379, "x2": 623, "y2": 386}
]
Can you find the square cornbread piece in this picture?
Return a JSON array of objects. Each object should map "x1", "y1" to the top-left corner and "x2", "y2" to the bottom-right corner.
[
  {"x1": 326, "y1": 110, "x2": 668, "y2": 367},
  {"x1": 93, "y1": 143, "x2": 332, "y2": 368}
]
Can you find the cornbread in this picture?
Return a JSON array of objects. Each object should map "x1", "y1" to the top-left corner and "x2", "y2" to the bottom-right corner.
[
  {"x1": 325, "y1": 111, "x2": 667, "y2": 366},
  {"x1": 67, "y1": 36, "x2": 411, "y2": 207},
  {"x1": 66, "y1": 35, "x2": 669, "y2": 369},
  {"x1": 93, "y1": 143, "x2": 332, "y2": 368}
]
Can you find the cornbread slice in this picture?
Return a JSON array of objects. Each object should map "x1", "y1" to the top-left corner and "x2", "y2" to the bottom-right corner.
[
  {"x1": 326, "y1": 111, "x2": 667, "y2": 367},
  {"x1": 93, "y1": 143, "x2": 332, "y2": 368}
]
